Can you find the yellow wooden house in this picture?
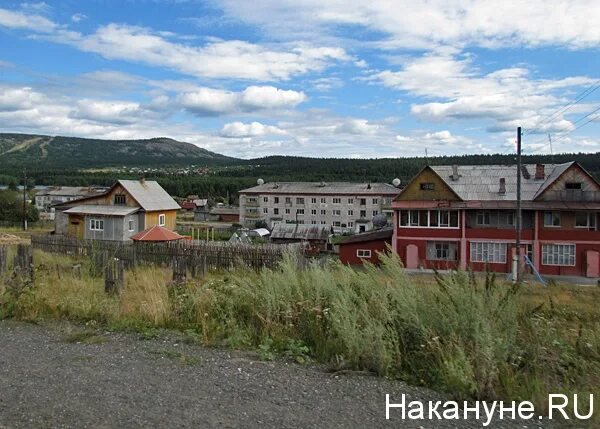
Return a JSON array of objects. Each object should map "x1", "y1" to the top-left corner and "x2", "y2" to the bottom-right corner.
[{"x1": 54, "y1": 179, "x2": 180, "y2": 241}]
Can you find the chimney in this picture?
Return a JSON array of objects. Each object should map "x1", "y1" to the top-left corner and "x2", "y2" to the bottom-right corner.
[
  {"x1": 451, "y1": 164, "x2": 460, "y2": 181},
  {"x1": 499, "y1": 178, "x2": 506, "y2": 194},
  {"x1": 520, "y1": 165, "x2": 531, "y2": 180},
  {"x1": 535, "y1": 164, "x2": 545, "y2": 180},
  {"x1": 139, "y1": 175, "x2": 145, "y2": 185}
]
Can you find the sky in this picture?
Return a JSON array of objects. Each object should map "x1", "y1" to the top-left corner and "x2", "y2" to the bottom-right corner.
[{"x1": 1, "y1": 1, "x2": 600, "y2": 159}]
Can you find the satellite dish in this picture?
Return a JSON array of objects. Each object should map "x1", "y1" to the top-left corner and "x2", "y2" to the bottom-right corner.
[
  {"x1": 257, "y1": 178, "x2": 264, "y2": 185},
  {"x1": 392, "y1": 178, "x2": 401, "y2": 187},
  {"x1": 372, "y1": 214, "x2": 388, "y2": 229}
]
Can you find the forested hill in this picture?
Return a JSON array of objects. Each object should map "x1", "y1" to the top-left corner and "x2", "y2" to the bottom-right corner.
[
  {"x1": 0, "y1": 133, "x2": 235, "y2": 169},
  {"x1": 229, "y1": 152, "x2": 600, "y2": 184}
]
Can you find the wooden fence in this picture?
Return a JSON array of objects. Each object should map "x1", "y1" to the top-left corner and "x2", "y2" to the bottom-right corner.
[{"x1": 31, "y1": 234, "x2": 300, "y2": 273}]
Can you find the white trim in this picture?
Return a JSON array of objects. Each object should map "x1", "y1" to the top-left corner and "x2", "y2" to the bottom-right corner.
[
  {"x1": 541, "y1": 243, "x2": 576, "y2": 266},
  {"x1": 357, "y1": 249, "x2": 372, "y2": 258},
  {"x1": 158, "y1": 213, "x2": 166, "y2": 226}
]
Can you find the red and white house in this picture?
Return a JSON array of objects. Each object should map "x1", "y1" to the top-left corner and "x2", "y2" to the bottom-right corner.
[{"x1": 392, "y1": 162, "x2": 600, "y2": 277}]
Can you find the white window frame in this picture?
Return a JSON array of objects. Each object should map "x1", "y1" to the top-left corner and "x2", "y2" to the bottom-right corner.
[
  {"x1": 128, "y1": 219, "x2": 135, "y2": 232},
  {"x1": 311, "y1": 197, "x2": 317, "y2": 204},
  {"x1": 575, "y1": 212, "x2": 596, "y2": 229},
  {"x1": 476, "y1": 210, "x2": 491, "y2": 226},
  {"x1": 348, "y1": 210, "x2": 353, "y2": 216},
  {"x1": 333, "y1": 209, "x2": 341, "y2": 216},
  {"x1": 347, "y1": 198, "x2": 354, "y2": 204},
  {"x1": 399, "y1": 210, "x2": 459, "y2": 229},
  {"x1": 332, "y1": 198, "x2": 341, "y2": 204},
  {"x1": 542, "y1": 244, "x2": 576, "y2": 266},
  {"x1": 426, "y1": 241, "x2": 457, "y2": 261},
  {"x1": 357, "y1": 249, "x2": 372, "y2": 258},
  {"x1": 158, "y1": 214, "x2": 166, "y2": 226},
  {"x1": 470, "y1": 242, "x2": 507, "y2": 263},
  {"x1": 90, "y1": 218, "x2": 104, "y2": 231}
]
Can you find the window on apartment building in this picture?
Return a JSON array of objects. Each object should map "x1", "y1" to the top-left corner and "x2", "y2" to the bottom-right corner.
[
  {"x1": 470, "y1": 242, "x2": 507, "y2": 263},
  {"x1": 333, "y1": 221, "x2": 341, "y2": 227},
  {"x1": 333, "y1": 210, "x2": 341, "y2": 216},
  {"x1": 357, "y1": 249, "x2": 372, "y2": 258},
  {"x1": 399, "y1": 210, "x2": 459, "y2": 228},
  {"x1": 285, "y1": 208, "x2": 291, "y2": 215},
  {"x1": 565, "y1": 182, "x2": 582, "y2": 190},
  {"x1": 158, "y1": 214, "x2": 166, "y2": 226},
  {"x1": 542, "y1": 244, "x2": 575, "y2": 266},
  {"x1": 263, "y1": 208, "x2": 268, "y2": 214},
  {"x1": 348, "y1": 221, "x2": 354, "y2": 227},
  {"x1": 321, "y1": 209, "x2": 326, "y2": 215},
  {"x1": 311, "y1": 198, "x2": 317, "y2": 204},
  {"x1": 297, "y1": 209, "x2": 305, "y2": 215},
  {"x1": 333, "y1": 198, "x2": 341, "y2": 204},
  {"x1": 544, "y1": 211, "x2": 561, "y2": 227},
  {"x1": 321, "y1": 220, "x2": 327, "y2": 224},
  {"x1": 296, "y1": 197, "x2": 305, "y2": 204},
  {"x1": 420, "y1": 183, "x2": 435, "y2": 191},
  {"x1": 114, "y1": 194, "x2": 126, "y2": 205},
  {"x1": 274, "y1": 197, "x2": 279, "y2": 204},
  {"x1": 90, "y1": 219, "x2": 104, "y2": 231},
  {"x1": 285, "y1": 197, "x2": 292, "y2": 204},
  {"x1": 348, "y1": 210, "x2": 353, "y2": 216},
  {"x1": 476, "y1": 210, "x2": 491, "y2": 226},
  {"x1": 426, "y1": 241, "x2": 457, "y2": 261},
  {"x1": 297, "y1": 220, "x2": 305, "y2": 224},
  {"x1": 360, "y1": 198, "x2": 367, "y2": 205},
  {"x1": 360, "y1": 210, "x2": 367, "y2": 218},
  {"x1": 320, "y1": 197, "x2": 327, "y2": 204},
  {"x1": 372, "y1": 198, "x2": 378, "y2": 204},
  {"x1": 128, "y1": 219, "x2": 135, "y2": 232},
  {"x1": 273, "y1": 208, "x2": 279, "y2": 215},
  {"x1": 263, "y1": 197, "x2": 269, "y2": 203},
  {"x1": 347, "y1": 198, "x2": 354, "y2": 204},
  {"x1": 575, "y1": 212, "x2": 597, "y2": 229},
  {"x1": 372, "y1": 210, "x2": 379, "y2": 217},
  {"x1": 311, "y1": 220, "x2": 317, "y2": 224},
  {"x1": 311, "y1": 209, "x2": 317, "y2": 215}
]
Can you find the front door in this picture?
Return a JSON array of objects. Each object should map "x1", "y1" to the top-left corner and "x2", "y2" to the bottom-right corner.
[
  {"x1": 405, "y1": 244, "x2": 419, "y2": 269},
  {"x1": 586, "y1": 250, "x2": 599, "y2": 278}
]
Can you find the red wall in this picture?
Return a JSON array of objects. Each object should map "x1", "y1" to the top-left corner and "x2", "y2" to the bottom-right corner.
[
  {"x1": 220, "y1": 213, "x2": 240, "y2": 222},
  {"x1": 395, "y1": 238, "x2": 460, "y2": 270},
  {"x1": 339, "y1": 238, "x2": 391, "y2": 265}
]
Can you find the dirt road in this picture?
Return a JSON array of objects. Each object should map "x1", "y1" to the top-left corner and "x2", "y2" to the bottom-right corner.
[{"x1": 0, "y1": 320, "x2": 556, "y2": 428}]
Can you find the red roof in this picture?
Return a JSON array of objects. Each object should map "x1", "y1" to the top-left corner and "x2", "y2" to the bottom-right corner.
[{"x1": 130, "y1": 225, "x2": 184, "y2": 242}]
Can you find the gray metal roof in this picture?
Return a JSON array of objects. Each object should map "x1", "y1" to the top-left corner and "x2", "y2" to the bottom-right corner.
[
  {"x1": 210, "y1": 207, "x2": 239, "y2": 215},
  {"x1": 271, "y1": 223, "x2": 330, "y2": 241},
  {"x1": 64, "y1": 205, "x2": 139, "y2": 216},
  {"x1": 38, "y1": 187, "x2": 105, "y2": 197},
  {"x1": 429, "y1": 163, "x2": 575, "y2": 201},
  {"x1": 240, "y1": 182, "x2": 401, "y2": 195},
  {"x1": 339, "y1": 227, "x2": 393, "y2": 245},
  {"x1": 118, "y1": 180, "x2": 181, "y2": 211}
]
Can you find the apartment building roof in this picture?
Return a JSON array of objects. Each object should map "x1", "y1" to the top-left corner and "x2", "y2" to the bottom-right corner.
[{"x1": 240, "y1": 182, "x2": 400, "y2": 195}]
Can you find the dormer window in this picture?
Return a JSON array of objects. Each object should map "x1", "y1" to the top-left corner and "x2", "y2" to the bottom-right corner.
[
  {"x1": 565, "y1": 182, "x2": 582, "y2": 190},
  {"x1": 114, "y1": 194, "x2": 126, "y2": 205},
  {"x1": 420, "y1": 182, "x2": 435, "y2": 191}
]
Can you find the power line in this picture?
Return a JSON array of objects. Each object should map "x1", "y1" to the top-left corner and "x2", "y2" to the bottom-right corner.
[{"x1": 523, "y1": 79, "x2": 600, "y2": 136}]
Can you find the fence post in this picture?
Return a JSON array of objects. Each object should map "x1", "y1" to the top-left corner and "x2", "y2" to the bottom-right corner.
[
  {"x1": 104, "y1": 258, "x2": 124, "y2": 295},
  {"x1": 172, "y1": 256, "x2": 187, "y2": 284},
  {"x1": 14, "y1": 244, "x2": 34, "y2": 281},
  {"x1": 0, "y1": 245, "x2": 6, "y2": 276}
]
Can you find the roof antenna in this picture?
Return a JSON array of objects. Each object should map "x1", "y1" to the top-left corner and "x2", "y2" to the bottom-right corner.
[
  {"x1": 548, "y1": 133, "x2": 554, "y2": 165},
  {"x1": 425, "y1": 148, "x2": 429, "y2": 166}
]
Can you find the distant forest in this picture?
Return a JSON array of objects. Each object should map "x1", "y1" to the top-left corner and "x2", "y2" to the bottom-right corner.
[{"x1": 2, "y1": 152, "x2": 599, "y2": 200}]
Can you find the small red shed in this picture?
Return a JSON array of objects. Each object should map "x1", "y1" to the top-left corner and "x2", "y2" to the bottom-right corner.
[{"x1": 338, "y1": 228, "x2": 393, "y2": 265}]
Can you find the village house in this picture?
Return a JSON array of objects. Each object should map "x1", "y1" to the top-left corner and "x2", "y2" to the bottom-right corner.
[
  {"x1": 238, "y1": 181, "x2": 401, "y2": 232},
  {"x1": 392, "y1": 162, "x2": 600, "y2": 277},
  {"x1": 53, "y1": 179, "x2": 180, "y2": 241},
  {"x1": 35, "y1": 186, "x2": 107, "y2": 219},
  {"x1": 338, "y1": 227, "x2": 393, "y2": 265}
]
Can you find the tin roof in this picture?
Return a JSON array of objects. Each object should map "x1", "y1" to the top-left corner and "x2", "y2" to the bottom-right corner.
[
  {"x1": 428, "y1": 162, "x2": 575, "y2": 201},
  {"x1": 240, "y1": 182, "x2": 400, "y2": 195},
  {"x1": 210, "y1": 207, "x2": 239, "y2": 215},
  {"x1": 271, "y1": 223, "x2": 330, "y2": 241},
  {"x1": 130, "y1": 225, "x2": 184, "y2": 242},
  {"x1": 118, "y1": 180, "x2": 181, "y2": 211},
  {"x1": 339, "y1": 228, "x2": 393, "y2": 245},
  {"x1": 64, "y1": 205, "x2": 139, "y2": 216}
]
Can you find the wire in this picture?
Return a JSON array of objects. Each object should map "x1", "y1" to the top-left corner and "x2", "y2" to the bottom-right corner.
[{"x1": 522, "y1": 79, "x2": 600, "y2": 136}]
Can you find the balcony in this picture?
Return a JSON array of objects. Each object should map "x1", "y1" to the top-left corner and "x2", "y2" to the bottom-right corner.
[
  {"x1": 245, "y1": 200, "x2": 259, "y2": 207},
  {"x1": 244, "y1": 212, "x2": 262, "y2": 219}
]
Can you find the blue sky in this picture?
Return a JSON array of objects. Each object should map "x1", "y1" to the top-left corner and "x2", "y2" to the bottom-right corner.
[{"x1": 1, "y1": 1, "x2": 599, "y2": 159}]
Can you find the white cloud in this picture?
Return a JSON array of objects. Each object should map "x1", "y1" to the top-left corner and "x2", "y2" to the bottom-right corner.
[
  {"x1": 71, "y1": 13, "x2": 87, "y2": 23},
  {"x1": 220, "y1": 121, "x2": 287, "y2": 138},
  {"x1": 373, "y1": 53, "x2": 596, "y2": 133},
  {"x1": 217, "y1": 0, "x2": 600, "y2": 50},
  {"x1": 0, "y1": 7, "x2": 56, "y2": 32},
  {"x1": 177, "y1": 85, "x2": 306, "y2": 116}
]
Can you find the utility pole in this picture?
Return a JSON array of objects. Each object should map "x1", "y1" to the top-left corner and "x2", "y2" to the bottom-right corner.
[
  {"x1": 22, "y1": 169, "x2": 27, "y2": 231},
  {"x1": 513, "y1": 127, "x2": 522, "y2": 283}
]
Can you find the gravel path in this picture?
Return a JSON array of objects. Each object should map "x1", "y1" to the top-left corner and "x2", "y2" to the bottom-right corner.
[{"x1": 0, "y1": 320, "x2": 559, "y2": 428}]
